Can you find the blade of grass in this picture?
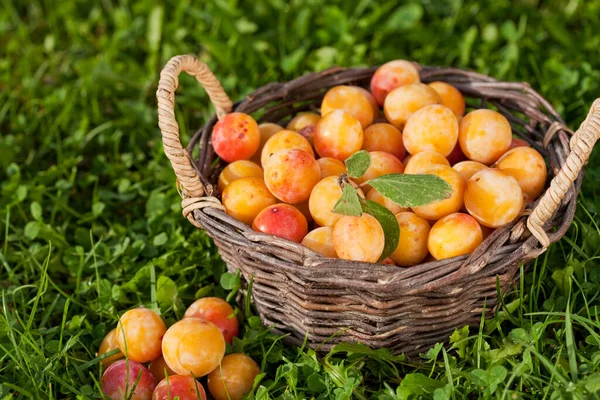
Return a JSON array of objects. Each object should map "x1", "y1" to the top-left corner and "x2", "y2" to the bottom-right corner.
[{"x1": 565, "y1": 287, "x2": 579, "y2": 382}]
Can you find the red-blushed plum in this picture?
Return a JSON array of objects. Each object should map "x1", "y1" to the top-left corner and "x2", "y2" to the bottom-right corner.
[
  {"x1": 217, "y1": 160, "x2": 263, "y2": 192},
  {"x1": 207, "y1": 354, "x2": 261, "y2": 400},
  {"x1": 459, "y1": 109, "x2": 512, "y2": 164},
  {"x1": 321, "y1": 85, "x2": 376, "y2": 128},
  {"x1": 212, "y1": 112, "x2": 260, "y2": 163},
  {"x1": 314, "y1": 110, "x2": 364, "y2": 161},
  {"x1": 162, "y1": 318, "x2": 225, "y2": 377},
  {"x1": 333, "y1": 214, "x2": 385, "y2": 262},
  {"x1": 384, "y1": 83, "x2": 441, "y2": 129},
  {"x1": 102, "y1": 360, "x2": 156, "y2": 400},
  {"x1": 183, "y1": 297, "x2": 239, "y2": 344},
  {"x1": 404, "y1": 151, "x2": 450, "y2": 174},
  {"x1": 370, "y1": 60, "x2": 420, "y2": 106},
  {"x1": 453, "y1": 161, "x2": 488, "y2": 182},
  {"x1": 391, "y1": 212, "x2": 431, "y2": 267},
  {"x1": 222, "y1": 177, "x2": 277, "y2": 225},
  {"x1": 402, "y1": 105, "x2": 458, "y2": 157},
  {"x1": 116, "y1": 308, "x2": 166, "y2": 363},
  {"x1": 252, "y1": 204, "x2": 308, "y2": 243},
  {"x1": 362, "y1": 123, "x2": 405, "y2": 161},
  {"x1": 428, "y1": 213, "x2": 483, "y2": 260},
  {"x1": 263, "y1": 148, "x2": 321, "y2": 204},
  {"x1": 464, "y1": 169, "x2": 523, "y2": 228},
  {"x1": 152, "y1": 375, "x2": 207, "y2": 400},
  {"x1": 495, "y1": 147, "x2": 547, "y2": 199},
  {"x1": 260, "y1": 130, "x2": 314, "y2": 167},
  {"x1": 427, "y1": 81, "x2": 466, "y2": 118}
]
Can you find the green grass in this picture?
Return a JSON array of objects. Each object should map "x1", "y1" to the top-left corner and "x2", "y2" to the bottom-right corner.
[{"x1": 1, "y1": 0, "x2": 600, "y2": 398}]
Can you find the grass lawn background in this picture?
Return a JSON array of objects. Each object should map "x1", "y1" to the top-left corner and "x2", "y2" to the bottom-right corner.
[{"x1": 2, "y1": 0, "x2": 600, "y2": 398}]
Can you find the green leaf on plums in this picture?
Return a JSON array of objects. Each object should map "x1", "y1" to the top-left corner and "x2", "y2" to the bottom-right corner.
[
  {"x1": 361, "y1": 200, "x2": 399, "y2": 262},
  {"x1": 368, "y1": 173, "x2": 452, "y2": 208},
  {"x1": 345, "y1": 150, "x2": 371, "y2": 178},
  {"x1": 332, "y1": 184, "x2": 363, "y2": 217}
]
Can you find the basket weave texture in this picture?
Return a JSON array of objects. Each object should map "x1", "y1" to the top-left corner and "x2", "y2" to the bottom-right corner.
[{"x1": 157, "y1": 55, "x2": 600, "y2": 356}]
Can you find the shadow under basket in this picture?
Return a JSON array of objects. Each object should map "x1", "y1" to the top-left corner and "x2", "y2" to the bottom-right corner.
[{"x1": 157, "y1": 55, "x2": 600, "y2": 358}]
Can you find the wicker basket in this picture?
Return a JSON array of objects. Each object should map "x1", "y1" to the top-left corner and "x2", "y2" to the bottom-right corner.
[{"x1": 157, "y1": 55, "x2": 600, "y2": 357}]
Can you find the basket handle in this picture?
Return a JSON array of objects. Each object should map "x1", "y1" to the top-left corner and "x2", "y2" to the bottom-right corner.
[
  {"x1": 156, "y1": 55, "x2": 233, "y2": 199},
  {"x1": 527, "y1": 98, "x2": 600, "y2": 247}
]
